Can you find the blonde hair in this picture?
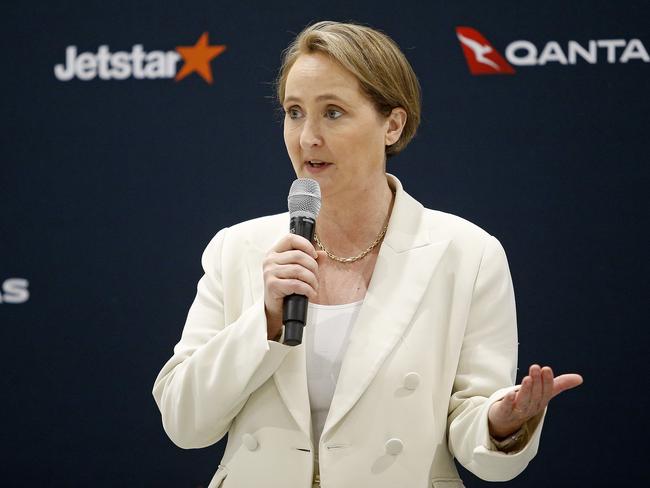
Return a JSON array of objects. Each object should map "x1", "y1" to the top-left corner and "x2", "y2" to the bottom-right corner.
[{"x1": 276, "y1": 21, "x2": 421, "y2": 157}]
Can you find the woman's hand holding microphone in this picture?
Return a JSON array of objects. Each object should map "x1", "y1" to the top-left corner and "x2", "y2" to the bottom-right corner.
[{"x1": 262, "y1": 234, "x2": 322, "y2": 341}]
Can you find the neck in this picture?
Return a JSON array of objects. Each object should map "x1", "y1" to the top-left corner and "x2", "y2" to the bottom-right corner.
[{"x1": 315, "y1": 173, "x2": 394, "y2": 257}]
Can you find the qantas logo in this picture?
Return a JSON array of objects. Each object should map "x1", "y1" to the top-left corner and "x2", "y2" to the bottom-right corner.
[
  {"x1": 456, "y1": 27, "x2": 515, "y2": 75},
  {"x1": 456, "y1": 26, "x2": 649, "y2": 75},
  {"x1": 54, "y1": 32, "x2": 227, "y2": 84}
]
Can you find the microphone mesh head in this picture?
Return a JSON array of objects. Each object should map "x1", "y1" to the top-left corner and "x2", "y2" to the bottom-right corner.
[{"x1": 288, "y1": 178, "x2": 321, "y2": 219}]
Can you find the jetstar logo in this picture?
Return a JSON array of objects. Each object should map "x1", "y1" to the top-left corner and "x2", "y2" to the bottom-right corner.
[
  {"x1": 456, "y1": 26, "x2": 650, "y2": 75},
  {"x1": 54, "y1": 32, "x2": 227, "y2": 84}
]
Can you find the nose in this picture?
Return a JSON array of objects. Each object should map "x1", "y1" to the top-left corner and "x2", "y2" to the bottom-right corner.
[{"x1": 299, "y1": 117, "x2": 323, "y2": 150}]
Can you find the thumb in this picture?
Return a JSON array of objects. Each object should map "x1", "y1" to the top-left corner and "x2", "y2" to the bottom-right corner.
[{"x1": 551, "y1": 374, "x2": 584, "y2": 399}]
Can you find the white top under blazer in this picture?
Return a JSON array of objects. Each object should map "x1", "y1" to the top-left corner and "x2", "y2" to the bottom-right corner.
[{"x1": 305, "y1": 300, "x2": 364, "y2": 455}]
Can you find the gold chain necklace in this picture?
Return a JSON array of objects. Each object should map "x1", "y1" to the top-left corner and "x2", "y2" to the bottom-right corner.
[{"x1": 313, "y1": 221, "x2": 389, "y2": 264}]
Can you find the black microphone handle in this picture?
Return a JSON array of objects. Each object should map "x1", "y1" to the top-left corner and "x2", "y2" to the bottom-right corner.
[{"x1": 283, "y1": 216, "x2": 316, "y2": 346}]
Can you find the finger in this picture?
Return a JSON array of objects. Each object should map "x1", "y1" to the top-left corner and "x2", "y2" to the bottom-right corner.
[
  {"x1": 541, "y1": 366, "x2": 554, "y2": 406},
  {"x1": 528, "y1": 364, "x2": 543, "y2": 414},
  {"x1": 273, "y1": 264, "x2": 319, "y2": 291},
  {"x1": 514, "y1": 375, "x2": 533, "y2": 415},
  {"x1": 273, "y1": 234, "x2": 318, "y2": 258},
  {"x1": 272, "y1": 278, "x2": 318, "y2": 300},
  {"x1": 273, "y1": 250, "x2": 319, "y2": 274},
  {"x1": 551, "y1": 374, "x2": 584, "y2": 399}
]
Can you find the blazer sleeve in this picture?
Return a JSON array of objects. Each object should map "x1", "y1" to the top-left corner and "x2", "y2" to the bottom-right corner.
[
  {"x1": 447, "y1": 235, "x2": 546, "y2": 481},
  {"x1": 152, "y1": 228, "x2": 292, "y2": 449}
]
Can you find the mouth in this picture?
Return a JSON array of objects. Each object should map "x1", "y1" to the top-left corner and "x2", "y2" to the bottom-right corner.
[{"x1": 305, "y1": 159, "x2": 332, "y2": 168}]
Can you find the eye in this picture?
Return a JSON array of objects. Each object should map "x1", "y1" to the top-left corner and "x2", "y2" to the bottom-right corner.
[
  {"x1": 285, "y1": 106, "x2": 303, "y2": 120},
  {"x1": 325, "y1": 107, "x2": 343, "y2": 120}
]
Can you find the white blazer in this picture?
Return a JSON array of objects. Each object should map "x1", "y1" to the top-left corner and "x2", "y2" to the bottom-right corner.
[{"x1": 153, "y1": 174, "x2": 546, "y2": 488}]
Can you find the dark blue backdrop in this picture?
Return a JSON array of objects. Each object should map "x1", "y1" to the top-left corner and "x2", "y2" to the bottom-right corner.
[{"x1": 1, "y1": 0, "x2": 648, "y2": 486}]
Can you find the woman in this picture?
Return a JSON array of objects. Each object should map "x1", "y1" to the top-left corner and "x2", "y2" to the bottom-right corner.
[{"x1": 153, "y1": 21, "x2": 582, "y2": 488}]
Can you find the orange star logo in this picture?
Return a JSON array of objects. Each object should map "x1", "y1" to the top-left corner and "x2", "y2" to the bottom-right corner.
[{"x1": 175, "y1": 32, "x2": 226, "y2": 84}]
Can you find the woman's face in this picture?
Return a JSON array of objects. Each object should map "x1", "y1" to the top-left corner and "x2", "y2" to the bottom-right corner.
[{"x1": 282, "y1": 53, "x2": 402, "y2": 198}]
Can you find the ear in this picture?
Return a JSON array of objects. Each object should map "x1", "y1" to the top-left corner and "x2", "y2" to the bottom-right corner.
[{"x1": 384, "y1": 107, "x2": 408, "y2": 147}]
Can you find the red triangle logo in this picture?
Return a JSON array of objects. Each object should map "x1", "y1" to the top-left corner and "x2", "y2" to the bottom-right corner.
[{"x1": 456, "y1": 27, "x2": 515, "y2": 75}]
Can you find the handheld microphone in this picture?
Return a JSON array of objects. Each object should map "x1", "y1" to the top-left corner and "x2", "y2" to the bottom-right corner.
[{"x1": 283, "y1": 178, "x2": 321, "y2": 346}]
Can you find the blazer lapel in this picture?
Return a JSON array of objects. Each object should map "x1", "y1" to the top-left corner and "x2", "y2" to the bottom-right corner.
[
  {"x1": 272, "y1": 344, "x2": 312, "y2": 441},
  {"x1": 321, "y1": 174, "x2": 450, "y2": 440},
  {"x1": 247, "y1": 227, "x2": 313, "y2": 443}
]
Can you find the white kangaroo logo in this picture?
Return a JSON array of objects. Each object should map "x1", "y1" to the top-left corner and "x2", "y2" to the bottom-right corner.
[{"x1": 457, "y1": 33, "x2": 500, "y2": 71}]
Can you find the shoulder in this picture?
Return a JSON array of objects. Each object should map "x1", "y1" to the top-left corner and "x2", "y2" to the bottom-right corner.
[
  {"x1": 203, "y1": 212, "x2": 288, "y2": 258},
  {"x1": 417, "y1": 207, "x2": 510, "y2": 270},
  {"x1": 389, "y1": 173, "x2": 496, "y2": 253},
  {"x1": 421, "y1": 207, "x2": 492, "y2": 242},
  {"x1": 227, "y1": 212, "x2": 288, "y2": 241}
]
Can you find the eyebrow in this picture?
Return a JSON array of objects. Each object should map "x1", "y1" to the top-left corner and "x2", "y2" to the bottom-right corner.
[{"x1": 283, "y1": 93, "x2": 347, "y2": 104}]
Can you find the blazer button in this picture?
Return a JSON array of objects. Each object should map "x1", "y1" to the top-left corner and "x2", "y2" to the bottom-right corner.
[
  {"x1": 242, "y1": 433, "x2": 258, "y2": 451},
  {"x1": 403, "y1": 372, "x2": 420, "y2": 390},
  {"x1": 384, "y1": 438, "x2": 404, "y2": 455}
]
